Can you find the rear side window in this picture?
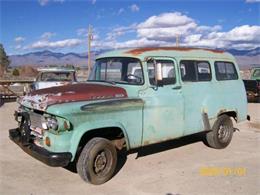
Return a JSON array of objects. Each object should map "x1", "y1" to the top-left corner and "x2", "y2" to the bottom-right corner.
[
  {"x1": 180, "y1": 60, "x2": 211, "y2": 82},
  {"x1": 215, "y1": 62, "x2": 238, "y2": 80}
]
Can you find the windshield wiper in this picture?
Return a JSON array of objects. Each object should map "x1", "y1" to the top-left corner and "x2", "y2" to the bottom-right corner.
[{"x1": 87, "y1": 80, "x2": 116, "y2": 85}]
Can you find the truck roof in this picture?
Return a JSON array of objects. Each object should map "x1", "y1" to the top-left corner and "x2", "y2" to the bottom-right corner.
[{"x1": 97, "y1": 47, "x2": 235, "y2": 61}]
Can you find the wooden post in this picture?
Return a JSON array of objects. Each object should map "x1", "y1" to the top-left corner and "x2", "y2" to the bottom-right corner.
[{"x1": 87, "y1": 25, "x2": 93, "y2": 78}]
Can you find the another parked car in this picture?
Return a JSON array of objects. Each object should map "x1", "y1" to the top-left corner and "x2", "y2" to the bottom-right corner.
[
  {"x1": 243, "y1": 67, "x2": 260, "y2": 102},
  {"x1": 9, "y1": 47, "x2": 248, "y2": 185},
  {"x1": 250, "y1": 67, "x2": 260, "y2": 80},
  {"x1": 31, "y1": 67, "x2": 77, "y2": 90}
]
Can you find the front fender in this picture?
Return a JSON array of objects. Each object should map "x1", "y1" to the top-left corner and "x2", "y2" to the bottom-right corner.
[{"x1": 69, "y1": 120, "x2": 130, "y2": 161}]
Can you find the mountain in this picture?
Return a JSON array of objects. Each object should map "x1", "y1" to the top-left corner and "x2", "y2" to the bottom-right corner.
[{"x1": 9, "y1": 48, "x2": 260, "y2": 68}]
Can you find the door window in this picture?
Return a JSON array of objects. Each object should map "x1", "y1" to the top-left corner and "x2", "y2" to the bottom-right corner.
[{"x1": 147, "y1": 60, "x2": 176, "y2": 85}]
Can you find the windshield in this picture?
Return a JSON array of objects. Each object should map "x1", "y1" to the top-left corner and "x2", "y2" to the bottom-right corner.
[
  {"x1": 39, "y1": 72, "x2": 75, "y2": 82},
  {"x1": 88, "y1": 57, "x2": 144, "y2": 85},
  {"x1": 253, "y1": 69, "x2": 260, "y2": 77}
]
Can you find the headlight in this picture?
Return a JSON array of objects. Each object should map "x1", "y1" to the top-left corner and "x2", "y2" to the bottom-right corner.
[{"x1": 42, "y1": 117, "x2": 58, "y2": 130}]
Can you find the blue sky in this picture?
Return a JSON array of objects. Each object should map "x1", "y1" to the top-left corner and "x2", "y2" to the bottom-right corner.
[{"x1": 0, "y1": 0, "x2": 260, "y2": 55}]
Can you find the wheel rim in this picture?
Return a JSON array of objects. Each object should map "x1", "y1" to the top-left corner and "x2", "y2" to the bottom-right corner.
[
  {"x1": 93, "y1": 149, "x2": 112, "y2": 176},
  {"x1": 217, "y1": 124, "x2": 230, "y2": 143}
]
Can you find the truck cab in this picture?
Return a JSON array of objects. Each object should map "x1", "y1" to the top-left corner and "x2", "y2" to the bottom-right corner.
[{"x1": 9, "y1": 47, "x2": 248, "y2": 185}]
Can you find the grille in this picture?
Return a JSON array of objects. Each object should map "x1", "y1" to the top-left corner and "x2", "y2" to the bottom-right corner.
[{"x1": 29, "y1": 111, "x2": 43, "y2": 129}]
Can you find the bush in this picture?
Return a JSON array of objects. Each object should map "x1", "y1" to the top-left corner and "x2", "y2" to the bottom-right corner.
[
  {"x1": 12, "y1": 68, "x2": 20, "y2": 76},
  {"x1": 20, "y1": 66, "x2": 38, "y2": 77}
]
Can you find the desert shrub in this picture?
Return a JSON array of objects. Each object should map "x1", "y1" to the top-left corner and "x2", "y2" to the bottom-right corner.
[
  {"x1": 20, "y1": 66, "x2": 38, "y2": 77},
  {"x1": 12, "y1": 68, "x2": 20, "y2": 76}
]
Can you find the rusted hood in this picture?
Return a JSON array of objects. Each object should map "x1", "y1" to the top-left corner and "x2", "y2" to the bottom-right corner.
[{"x1": 20, "y1": 83, "x2": 128, "y2": 110}]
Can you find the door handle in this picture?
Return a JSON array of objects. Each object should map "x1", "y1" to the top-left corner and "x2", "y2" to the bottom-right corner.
[{"x1": 172, "y1": 86, "x2": 181, "y2": 90}]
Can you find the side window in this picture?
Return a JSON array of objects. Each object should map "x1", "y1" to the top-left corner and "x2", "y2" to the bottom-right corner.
[
  {"x1": 197, "y1": 62, "x2": 211, "y2": 81},
  {"x1": 180, "y1": 60, "x2": 211, "y2": 82},
  {"x1": 215, "y1": 61, "x2": 238, "y2": 80},
  {"x1": 147, "y1": 60, "x2": 176, "y2": 85},
  {"x1": 180, "y1": 60, "x2": 197, "y2": 82}
]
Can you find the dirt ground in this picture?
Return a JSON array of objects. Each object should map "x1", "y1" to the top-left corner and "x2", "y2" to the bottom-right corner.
[{"x1": 0, "y1": 102, "x2": 259, "y2": 195}]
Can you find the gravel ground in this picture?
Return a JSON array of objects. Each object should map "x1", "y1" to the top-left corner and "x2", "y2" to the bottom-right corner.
[{"x1": 0, "y1": 102, "x2": 259, "y2": 195}]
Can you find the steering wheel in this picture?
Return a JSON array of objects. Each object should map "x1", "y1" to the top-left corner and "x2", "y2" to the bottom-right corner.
[{"x1": 127, "y1": 74, "x2": 142, "y2": 83}]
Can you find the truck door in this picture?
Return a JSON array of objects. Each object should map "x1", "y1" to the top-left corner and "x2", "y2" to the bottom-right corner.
[{"x1": 139, "y1": 57, "x2": 184, "y2": 146}]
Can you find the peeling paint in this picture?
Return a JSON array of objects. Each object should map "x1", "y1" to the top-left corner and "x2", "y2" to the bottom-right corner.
[{"x1": 21, "y1": 83, "x2": 128, "y2": 110}]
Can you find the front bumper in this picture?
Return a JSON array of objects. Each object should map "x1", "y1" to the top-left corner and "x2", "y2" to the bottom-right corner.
[{"x1": 9, "y1": 127, "x2": 72, "y2": 167}]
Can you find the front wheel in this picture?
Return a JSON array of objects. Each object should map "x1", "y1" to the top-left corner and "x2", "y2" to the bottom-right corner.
[
  {"x1": 77, "y1": 137, "x2": 117, "y2": 185},
  {"x1": 204, "y1": 115, "x2": 234, "y2": 149}
]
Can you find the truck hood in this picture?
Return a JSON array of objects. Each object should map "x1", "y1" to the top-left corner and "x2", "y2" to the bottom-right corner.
[{"x1": 19, "y1": 83, "x2": 128, "y2": 111}]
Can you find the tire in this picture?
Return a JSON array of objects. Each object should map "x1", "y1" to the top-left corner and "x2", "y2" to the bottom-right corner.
[
  {"x1": 204, "y1": 115, "x2": 234, "y2": 149},
  {"x1": 0, "y1": 94, "x2": 4, "y2": 107},
  {"x1": 76, "y1": 137, "x2": 117, "y2": 185}
]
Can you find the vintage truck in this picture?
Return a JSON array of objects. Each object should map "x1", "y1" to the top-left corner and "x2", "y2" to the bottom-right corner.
[
  {"x1": 31, "y1": 67, "x2": 77, "y2": 90},
  {"x1": 243, "y1": 67, "x2": 260, "y2": 102},
  {"x1": 9, "y1": 47, "x2": 248, "y2": 185}
]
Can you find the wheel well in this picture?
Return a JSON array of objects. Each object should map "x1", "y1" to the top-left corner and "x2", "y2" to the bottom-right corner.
[
  {"x1": 76, "y1": 127, "x2": 126, "y2": 159},
  {"x1": 218, "y1": 111, "x2": 237, "y2": 121}
]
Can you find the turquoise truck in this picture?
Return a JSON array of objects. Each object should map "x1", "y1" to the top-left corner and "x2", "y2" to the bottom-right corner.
[{"x1": 9, "y1": 47, "x2": 248, "y2": 185}]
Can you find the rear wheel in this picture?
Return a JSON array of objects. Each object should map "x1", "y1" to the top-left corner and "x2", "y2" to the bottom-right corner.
[
  {"x1": 204, "y1": 115, "x2": 234, "y2": 149},
  {"x1": 76, "y1": 137, "x2": 117, "y2": 185}
]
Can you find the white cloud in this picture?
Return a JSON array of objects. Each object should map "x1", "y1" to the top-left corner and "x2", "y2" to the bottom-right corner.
[
  {"x1": 136, "y1": 12, "x2": 199, "y2": 41},
  {"x1": 246, "y1": 0, "x2": 260, "y2": 3},
  {"x1": 41, "y1": 32, "x2": 56, "y2": 40},
  {"x1": 106, "y1": 24, "x2": 137, "y2": 41},
  {"x1": 15, "y1": 45, "x2": 22, "y2": 50},
  {"x1": 38, "y1": 0, "x2": 64, "y2": 6},
  {"x1": 38, "y1": 0, "x2": 49, "y2": 6},
  {"x1": 77, "y1": 28, "x2": 87, "y2": 36},
  {"x1": 182, "y1": 25, "x2": 260, "y2": 49},
  {"x1": 76, "y1": 28, "x2": 99, "y2": 41},
  {"x1": 222, "y1": 25, "x2": 260, "y2": 42},
  {"x1": 129, "y1": 12, "x2": 260, "y2": 50},
  {"x1": 14, "y1": 36, "x2": 25, "y2": 43},
  {"x1": 130, "y1": 4, "x2": 140, "y2": 12},
  {"x1": 138, "y1": 12, "x2": 194, "y2": 29},
  {"x1": 118, "y1": 8, "x2": 125, "y2": 15},
  {"x1": 26, "y1": 39, "x2": 82, "y2": 49},
  {"x1": 91, "y1": 0, "x2": 97, "y2": 4}
]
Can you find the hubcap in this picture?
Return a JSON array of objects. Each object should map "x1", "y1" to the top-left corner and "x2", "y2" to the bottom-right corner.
[
  {"x1": 217, "y1": 125, "x2": 230, "y2": 143},
  {"x1": 94, "y1": 151, "x2": 107, "y2": 174}
]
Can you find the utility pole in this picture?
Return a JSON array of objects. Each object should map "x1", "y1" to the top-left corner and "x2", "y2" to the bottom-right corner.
[{"x1": 87, "y1": 25, "x2": 93, "y2": 78}]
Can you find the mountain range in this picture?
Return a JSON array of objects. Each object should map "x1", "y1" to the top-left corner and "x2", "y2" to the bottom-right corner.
[{"x1": 9, "y1": 48, "x2": 260, "y2": 69}]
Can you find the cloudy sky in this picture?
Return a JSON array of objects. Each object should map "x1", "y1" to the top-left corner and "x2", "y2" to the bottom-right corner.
[{"x1": 0, "y1": 0, "x2": 260, "y2": 55}]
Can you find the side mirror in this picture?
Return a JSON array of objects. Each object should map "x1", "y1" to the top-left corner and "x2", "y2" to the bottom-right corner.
[
  {"x1": 155, "y1": 62, "x2": 163, "y2": 86},
  {"x1": 156, "y1": 63, "x2": 163, "y2": 81}
]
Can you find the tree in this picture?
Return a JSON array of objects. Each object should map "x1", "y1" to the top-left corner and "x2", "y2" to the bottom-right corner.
[
  {"x1": 12, "y1": 68, "x2": 20, "y2": 76},
  {"x1": 0, "y1": 44, "x2": 10, "y2": 73}
]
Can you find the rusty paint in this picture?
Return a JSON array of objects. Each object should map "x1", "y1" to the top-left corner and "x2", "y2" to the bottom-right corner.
[
  {"x1": 112, "y1": 138, "x2": 126, "y2": 150},
  {"x1": 28, "y1": 83, "x2": 128, "y2": 108},
  {"x1": 125, "y1": 47, "x2": 225, "y2": 55}
]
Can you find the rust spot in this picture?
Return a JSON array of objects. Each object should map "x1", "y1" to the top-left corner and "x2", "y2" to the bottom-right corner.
[
  {"x1": 29, "y1": 83, "x2": 128, "y2": 107},
  {"x1": 112, "y1": 138, "x2": 126, "y2": 150},
  {"x1": 125, "y1": 47, "x2": 225, "y2": 55}
]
